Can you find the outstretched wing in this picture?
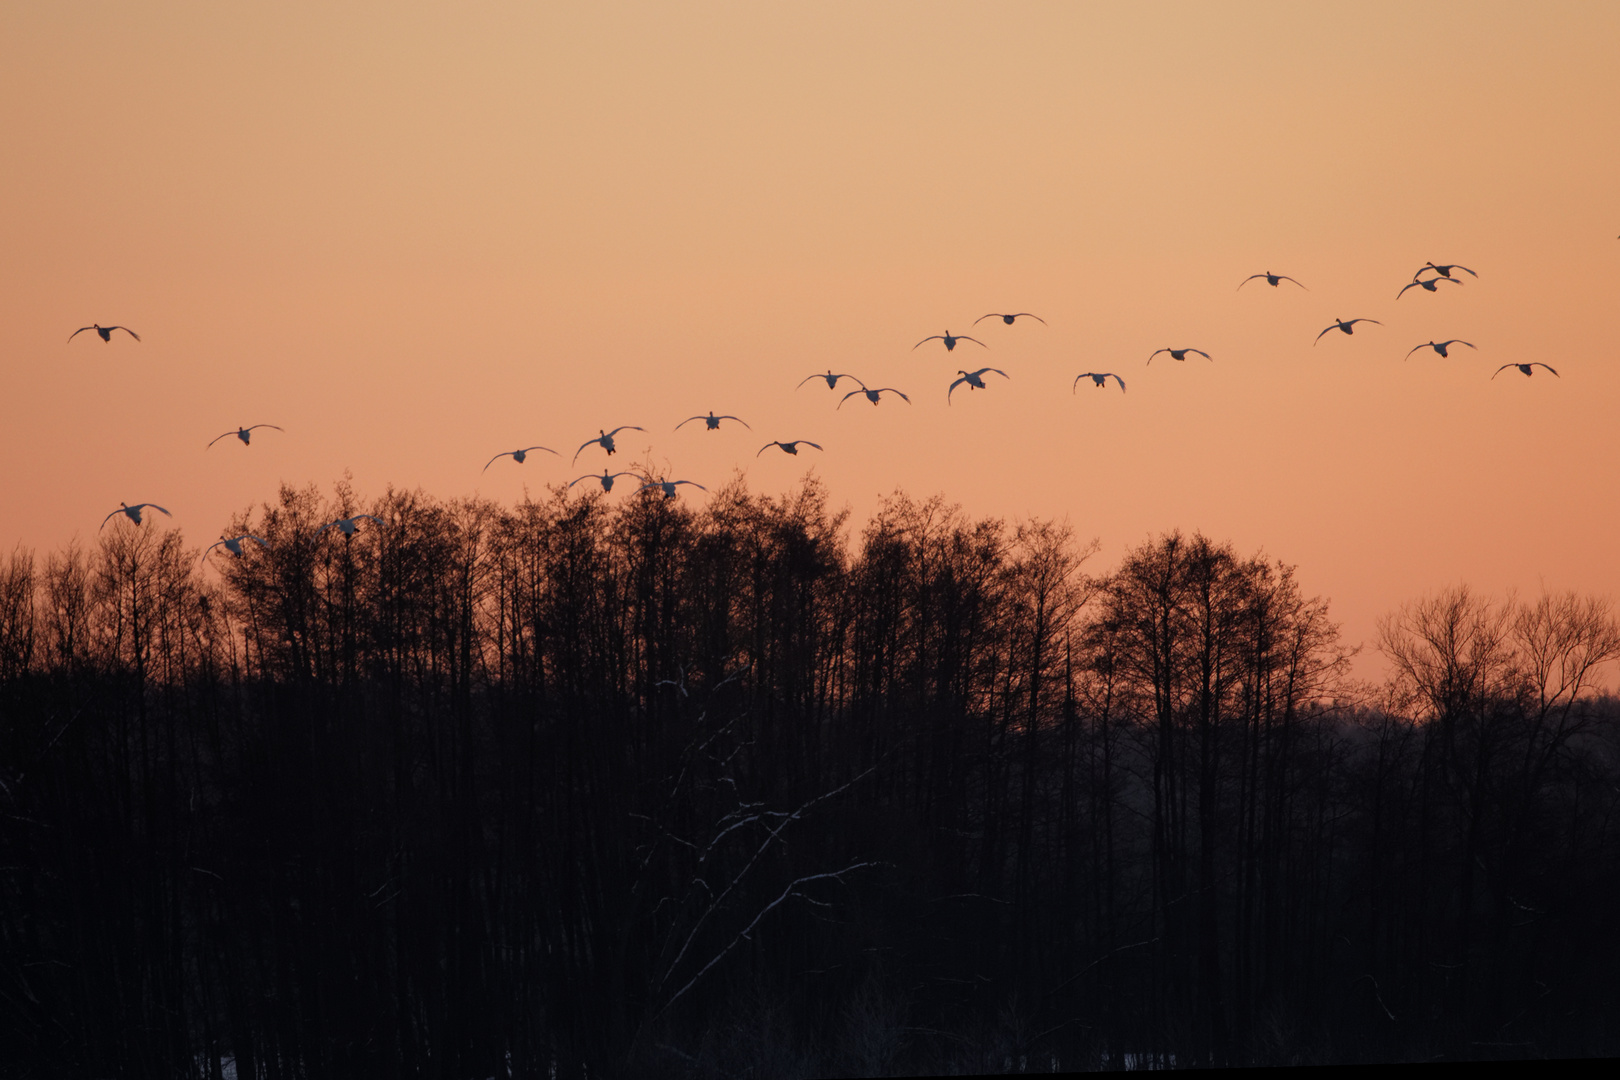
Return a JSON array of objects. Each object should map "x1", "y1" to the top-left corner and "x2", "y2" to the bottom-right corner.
[
  {"x1": 1491, "y1": 364, "x2": 1514, "y2": 379},
  {"x1": 206, "y1": 431, "x2": 235, "y2": 449},
  {"x1": 913, "y1": 335, "x2": 943, "y2": 349},
  {"x1": 1109, "y1": 373, "x2": 1126, "y2": 392},
  {"x1": 483, "y1": 452, "x2": 513, "y2": 472},
  {"x1": 68, "y1": 326, "x2": 94, "y2": 342},
  {"x1": 973, "y1": 314, "x2": 1004, "y2": 324},
  {"x1": 115, "y1": 326, "x2": 141, "y2": 341},
  {"x1": 1236, "y1": 275, "x2": 1263, "y2": 290},
  {"x1": 719, "y1": 415, "x2": 751, "y2": 429}
]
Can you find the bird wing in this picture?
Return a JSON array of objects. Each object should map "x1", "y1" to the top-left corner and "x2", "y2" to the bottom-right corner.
[
  {"x1": 838, "y1": 390, "x2": 861, "y2": 409},
  {"x1": 884, "y1": 389, "x2": 911, "y2": 403},
  {"x1": 973, "y1": 314, "x2": 1003, "y2": 324},
  {"x1": 1491, "y1": 364, "x2": 1514, "y2": 378},
  {"x1": 948, "y1": 377, "x2": 965, "y2": 402},
  {"x1": 795, "y1": 374, "x2": 820, "y2": 389},
  {"x1": 963, "y1": 335, "x2": 987, "y2": 347},
  {"x1": 246, "y1": 535, "x2": 270, "y2": 548},
  {"x1": 249, "y1": 424, "x2": 284, "y2": 433},
  {"x1": 99, "y1": 508, "x2": 123, "y2": 530},
  {"x1": 116, "y1": 326, "x2": 141, "y2": 341},
  {"x1": 1362, "y1": 319, "x2": 1383, "y2": 326},
  {"x1": 1072, "y1": 374, "x2": 1085, "y2": 392},
  {"x1": 483, "y1": 452, "x2": 513, "y2": 472},
  {"x1": 1313, "y1": 327, "x2": 1335, "y2": 345},
  {"x1": 757, "y1": 443, "x2": 776, "y2": 456},
  {"x1": 1538, "y1": 363, "x2": 1560, "y2": 376},
  {"x1": 145, "y1": 504, "x2": 173, "y2": 518},
  {"x1": 1012, "y1": 313, "x2": 1046, "y2": 324},
  {"x1": 801, "y1": 441, "x2": 822, "y2": 451},
  {"x1": 675, "y1": 416, "x2": 701, "y2": 429},
  {"x1": 1281, "y1": 276, "x2": 1307, "y2": 289},
  {"x1": 1110, "y1": 374, "x2": 1126, "y2": 391},
  {"x1": 1396, "y1": 281, "x2": 1420, "y2": 299},
  {"x1": 913, "y1": 336, "x2": 943, "y2": 348},
  {"x1": 607, "y1": 425, "x2": 645, "y2": 437},
  {"x1": 68, "y1": 326, "x2": 94, "y2": 342},
  {"x1": 678, "y1": 480, "x2": 708, "y2": 490},
  {"x1": 1191, "y1": 350, "x2": 1211, "y2": 360},
  {"x1": 1446, "y1": 340, "x2": 1477, "y2": 350},
  {"x1": 567, "y1": 474, "x2": 595, "y2": 488},
  {"x1": 359, "y1": 515, "x2": 384, "y2": 526},
  {"x1": 1148, "y1": 349, "x2": 1168, "y2": 362},
  {"x1": 1456, "y1": 265, "x2": 1478, "y2": 278},
  {"x1": 1403, "y1": 344, "x2": 1427, "y2": 361},
  {"x1": 206, "y1": 431, "x2": 234, "y2": 449},
  {"x1": 1236, "y1": 276, "x2": 1262, "y2": 290},
  {"x1": 571, "y1": 438, "x2": 596, "y2": 465},
  {"x1": 985, "y1": 367, "x2": 1008, "y2": 379},
  {"x1": 521, "y1": 445, "x2": 558, "y2": 456},
  {"x1": 719, "y1": 415, "x2": 751, "y2": 429}
]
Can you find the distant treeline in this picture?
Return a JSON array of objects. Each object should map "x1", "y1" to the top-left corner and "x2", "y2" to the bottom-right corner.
[{"x1": 1, "y1": 479, "x2": 1617, "y2": 1078}]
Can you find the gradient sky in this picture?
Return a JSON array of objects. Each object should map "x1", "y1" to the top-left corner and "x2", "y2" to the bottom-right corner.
[{"x1": 3, "y1": 1, "x2": 1617, "y2": 682}]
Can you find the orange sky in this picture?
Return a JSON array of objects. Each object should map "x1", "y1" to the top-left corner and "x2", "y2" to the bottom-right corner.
[{"x1": 3, "y1": 1, "x2": 1617, "y2": 682}]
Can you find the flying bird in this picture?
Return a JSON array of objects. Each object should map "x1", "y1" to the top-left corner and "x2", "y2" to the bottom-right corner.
[
  {"x1": 573, "y1": 426, "x2": 645, "y2": 465},
  {"x1": 203, "y1": 534, "x2": 269, "y2": 561},
  {"x1": 1314, "y1": 318, "x2": 1381, "y2": 344},
  {"x1": 1404, "y1": 340, "x2": 1476, "y2": 360},
  {"x1": 1147, "y1": 347, "x2": 1211, "y2": 364},
  {"x1": 484, "y1": 445, "x2": 558, "y2": 472},
  {"x1": 839, "y1": 384, "x2": 910, "y2": 408},
  {"x1": 69, "y1": 324, "x2": 140, "y2": 344},
  {"x1": 797, "y1": 370, "x2": 859, "y2": 391},
  {"x1": 757, "y1": 440, "x2": 823, "y2": 457},
  {"x1": 973, "y1": 312, "x2": 1047, "y2": 325},
  {"x1": 207, "y1": 424, "x2": 284, "y2": 449},
  {"x1": 317, "y1": 514, "x2": 385, "y2": 537},
  {"x1": 570, "y1": 469, "x2": 638, "y2": 492},
  {"x1": 640, "y1": 479, "x2": 708, "y2": 499},
  {"x1": 1073, "y1": 372, "x2": 1126, "y2": 392},
  {"x1": 1238, "y1": 271, "x2": 1307, "y2": 290},
  {"x1": 1417, "y1": 262, "x2": 1477, "y2": 280},
  {"x1": 1397, "y1": 276, "x2": 1461, "y2": 299},
  {"x1": 914, "y1": 331, "x2": 986, "y2": 352},
  {"x1": 101, "y1": 503, "x2": 171, "y2": 530},
  {"x1": 676, "y1": 411, "x2": 750, "y2": 431},
  {"x1": 1493, "y1": 363, "x2": 1559, "y2": 379},
  {"x1": 948, "y1": 367, "x2": 1009, "y2": 402}
]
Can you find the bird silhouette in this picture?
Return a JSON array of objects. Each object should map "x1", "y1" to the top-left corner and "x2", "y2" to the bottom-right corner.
[
  {"x1": 1493, "y1": 363, "x2": 1559, "y2": 379},
  {"x1": 1314, "y1": 318, "x2": 1381, "y2": 344},
  {"x1": 640, "y1": 478, "x2": 707, "y2": 499},
  {"x1": 1147, "y1": 347, "x2": 1211, "y2": 364},
  {"x1": 484, "y1": 445, "x2": 559, "y2": 472},
  {"x1": 570, "y1": 469, "x2": 638, "y2": 492},
  {"x1": 202, "y1": 534, "x2": 269, "y2": 562},
  {"x1": 69, "y1": 324, "x2": 140, "y2": 344},
  {"x1": 948, "y1": 367, "x2": 1009, "y2": 402},
  {"x1": 573, "y1": 426, "x2": 645, "y2": 465},
  {"x1": 838, "y1": 383, "x2": 910, "y2": 408},
  {"x1": 676, "y1": 411, "x2": 750, "y2": 431},
  {"x1": 1397, "y1": 276, "x2": 1461, "y2": 299},
  {"x1": 797, "y1": 370, "x2": 859, "y2": 391},
  {"x1": 758, "y1": 440, "x2": 823, "y2": 457},
  {"x1": 914, "y1": 331, "x2": 986, "y2": 352},
  {"x1": 973, "y1": 312, "x2": 1047, "y2": 325},
  {"x1": 1404, "y1": 340, "x2": 1476, "y2": 360},
  {"x1": 317, "y1": 514, "x2": 385, "y2": 537},
  {"x1": 1073, "y1": 372, "x2": 1126, "y2": 392},
  {"x1": 101, "y1": 502, "x2": 171, "y2": 529},
  {"x1": 207, "y1": 424, "x2": 284, "y2": 449},
  {"x1": 1417, "y1": 262, "x2": 1477, "y2": 280},
  {"x1": 1238, "y1": 271, "x2": 1307, "y2": 290}
]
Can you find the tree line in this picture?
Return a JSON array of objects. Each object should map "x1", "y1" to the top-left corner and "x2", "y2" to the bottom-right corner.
[{"x1": 1, "y1": 477, "x2": 1617, "y2": 1077}]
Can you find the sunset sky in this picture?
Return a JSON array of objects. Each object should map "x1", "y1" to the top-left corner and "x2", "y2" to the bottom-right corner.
[{"x1": 3, "y1": 1, "x2": 1616, "y2": 681}]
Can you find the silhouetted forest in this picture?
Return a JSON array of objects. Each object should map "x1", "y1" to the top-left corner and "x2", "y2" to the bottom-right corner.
[{"x1": 2, "y1": 478, "x2": 1618, "y2": 1077}]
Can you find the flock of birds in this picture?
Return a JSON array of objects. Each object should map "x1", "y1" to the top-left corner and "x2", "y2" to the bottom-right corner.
[{"x1": 81, "y1": 256, "x2": 1551, "y2": 567}]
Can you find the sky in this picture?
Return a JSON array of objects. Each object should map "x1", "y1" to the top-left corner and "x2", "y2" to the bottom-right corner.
[{"x1": 3, "y1": 1, "x2": 1617, "y2": 682}]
